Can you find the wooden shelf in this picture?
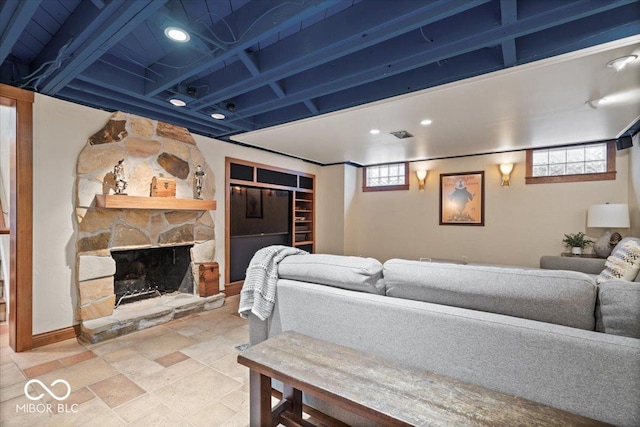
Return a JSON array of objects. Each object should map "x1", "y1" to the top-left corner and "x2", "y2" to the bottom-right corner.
[{"x1": 96, "y1": 194, "x2": 216, "y2": 211}]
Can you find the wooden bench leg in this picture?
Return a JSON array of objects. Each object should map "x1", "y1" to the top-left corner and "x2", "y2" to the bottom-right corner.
[
  {"x1": 284, "y1": 384, "x2": 302, "y2": 417},
  {"x1": 249, "y1": 370, "x2": 272, "y2": 426}
]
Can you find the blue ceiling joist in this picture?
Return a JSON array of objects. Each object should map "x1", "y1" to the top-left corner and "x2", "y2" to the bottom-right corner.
[
  {"x1": 0, "y1": 0, "x2": 638, "y2": 144},
  {"x1": 224, "y1": 0, "x2": 636, "y2": 124},
  {"x1": 0, "y1": 0, "x2": 42, "y2": 64},
  {"x1": 189, "y1": 0, "x2": 492, "y2": 111},
  {"x1": 143, "y1": 0, "x2": 342, "y2": 97},
  {"x1": 40, "y1": 0, "x2": 169, "y2": 94}
]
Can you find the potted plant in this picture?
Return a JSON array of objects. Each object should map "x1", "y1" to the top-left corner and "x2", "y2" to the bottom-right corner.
[{"x1": 562, "y1": 232, "x2": 594, "y2": 255}]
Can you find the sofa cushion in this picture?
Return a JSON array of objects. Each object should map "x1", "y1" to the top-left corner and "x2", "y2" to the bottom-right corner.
[
  {"x1": 278, "y1": 254, "x2": 384, "y2": 294},
  {"x1": 596, "y1": 280, "x2": 640, "y2": 338},
  {"x1": 383, "y1": 259, "x2": 597, "y2": 330},
  {"x1": 598, "y1": 239, "x2": 640, "y2": 284}
]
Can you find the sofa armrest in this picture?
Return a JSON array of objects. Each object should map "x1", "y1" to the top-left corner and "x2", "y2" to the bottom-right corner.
[{"x1": 539, "y1": 256, "x2": 605, "y2": 275}]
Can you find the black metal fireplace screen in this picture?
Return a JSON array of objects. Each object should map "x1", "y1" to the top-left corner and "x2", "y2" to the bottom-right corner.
[{"x1": 111, "y1": 245, "x2": 194, "y2": 307}]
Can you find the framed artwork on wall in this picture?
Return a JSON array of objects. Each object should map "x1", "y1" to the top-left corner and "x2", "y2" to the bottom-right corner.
[
  {"x1": 440, "y1": 171, "x2": 485, "y2": 226},
  {"x1": 245, "y1": 188, "x2": 263, "y2": 218}
]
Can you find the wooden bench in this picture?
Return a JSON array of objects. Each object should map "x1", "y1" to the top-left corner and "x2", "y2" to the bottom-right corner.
[{"x1": 237, "y1": 331, "x2": 612, "y2": 427}]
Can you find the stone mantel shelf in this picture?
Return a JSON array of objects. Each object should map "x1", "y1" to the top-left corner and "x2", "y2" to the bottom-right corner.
[{"x1": 95, "y1": 194, "x2": 216, "y2": 211}]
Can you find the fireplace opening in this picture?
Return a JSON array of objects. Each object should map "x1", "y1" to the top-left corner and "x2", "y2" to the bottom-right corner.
[{"x1": 111, "y1": 245, "x2": 194, "y2": 307}]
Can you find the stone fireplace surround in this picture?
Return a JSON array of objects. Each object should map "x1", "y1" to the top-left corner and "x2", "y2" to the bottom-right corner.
[{"x1": 75, "y1": 112, "x2": 223, "y2": 343}]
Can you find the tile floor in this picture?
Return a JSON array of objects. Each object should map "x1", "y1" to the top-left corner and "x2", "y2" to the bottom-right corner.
[{"x1": 0, "y1": 295, "x2": 254, "y2": 427}]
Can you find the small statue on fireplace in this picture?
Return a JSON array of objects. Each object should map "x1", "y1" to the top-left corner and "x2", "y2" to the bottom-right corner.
[
  {"x1": 194, "y1": 164, "x2": 205, "y2": 199},
  {"x1": 113, "y1": 159, "x2": 127, "y2": 195}
]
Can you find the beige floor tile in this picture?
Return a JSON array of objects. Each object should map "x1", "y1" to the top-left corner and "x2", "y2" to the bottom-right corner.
[
  {"x1": 1, "y1": 362, "x2": 27, "y2": 387},
  {"x1": 210, "y1": 352, "x2": 249, "y2": 385},
  {"x1": 10, "y1": 339, "x2": 86, "y2": 370},
  {"x1": 35, "y1": 356, "x2": 119, "y2": 393},
  {"x1": 187, "y1": 401, "x2": 237, "y2": 427},
  {"x1": 0, "y1": 393, "x2": 54, "y2": 427},
  {"x1": 1, "y1": 379, "x2": 28, "y2": 403},
  {"x1": 86, "y1": 339, "x2": 131, "y2": 358},
  {"x1": 153, "y1": 366, "x2": 242, "y2": 416},
  {"x1": 109, "y1": 353, "x2": 164, "y2": 380},
  {"x1": 126, "y1": 404, "x2": 184, "y2": 427},
  {"x1": 180, "y1": 335, "x2": 238, "y2": 365},
  {"x1": 98, "y1": 347, "x2": 139, "y2": 363},
  {"x1": 217, "y1": 412, "x2": 249, "y2": 427},
  {"x1": 129, "y1": 331, "x2": 198, "y2": 360},
  {"x1": 40, "y1": 396, "x2": 122, "y2": 427},
  {"x1": 222, "y1": 324, "x2": 250, "y2": 344},
  {"x1": 89, "y1": 373, "x2": 146, "y2": 408},
  {"x1": 220, "y1": 388, "x2": 250, "y2": 413},
  {"x1": 113, "y1": 393, "x2": 165, "y2": 424},
  {"x1": 134, "y1": 358, "x2": 204, "y2": 392}
]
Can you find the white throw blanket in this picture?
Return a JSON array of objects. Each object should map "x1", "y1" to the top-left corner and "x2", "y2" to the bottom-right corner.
[{"x1": 238, "y1": 245, "x2": 308, "y2": 320}]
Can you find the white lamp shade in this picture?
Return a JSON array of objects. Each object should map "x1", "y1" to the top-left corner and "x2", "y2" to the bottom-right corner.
[
  {"x1": 416, "y1": 170, "x2": 428, "y2": 180},
  {"x1": 499, "y1": 163, "x2": 514, "y2": 175},
  {"x1": 587, "y1": 204, "x2": 630, "y2": 228}
]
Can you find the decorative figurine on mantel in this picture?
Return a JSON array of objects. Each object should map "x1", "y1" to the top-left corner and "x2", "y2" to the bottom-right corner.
[
  {"x1": 194, "y1": 165, "x2": 205, "y2": 199},
  {"x1": 113, "y1": 159, "x2": 127, "y2": 195}
]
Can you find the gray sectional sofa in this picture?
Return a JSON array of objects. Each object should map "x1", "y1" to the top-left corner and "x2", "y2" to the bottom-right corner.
[{"x1": 248, "y1": 244, "x2": 640, "y2": 426}]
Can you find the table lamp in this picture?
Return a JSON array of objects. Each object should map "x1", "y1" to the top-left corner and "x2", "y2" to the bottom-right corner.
[{"x1": 587, "y1": 203, "x2": 630, "y2": 257}]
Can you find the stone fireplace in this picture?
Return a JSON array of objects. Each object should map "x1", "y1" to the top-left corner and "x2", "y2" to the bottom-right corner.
[{"x1": 75, "y1": 112, "x2": 223, "y2": 343}]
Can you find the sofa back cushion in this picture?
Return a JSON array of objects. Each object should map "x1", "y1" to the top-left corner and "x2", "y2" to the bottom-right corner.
[
  {"x1": 278, "y1": 254, "x2": 385, "y2": 294},
  {"x1": 596, "y1": 281, "x2": 640, "y2": 338},
  {"x1": 383, "y1": 259, "x2": 597, "y2": 330}
]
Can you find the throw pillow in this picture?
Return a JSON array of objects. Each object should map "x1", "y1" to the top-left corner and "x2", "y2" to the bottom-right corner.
[{"x1": 597, "y1": 240, "x2": 640, "y2": 284}]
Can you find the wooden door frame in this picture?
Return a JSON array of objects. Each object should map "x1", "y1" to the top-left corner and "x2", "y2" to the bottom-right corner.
[{"x1": 0, "y1": 84, "x2": 34, "y2": 352}]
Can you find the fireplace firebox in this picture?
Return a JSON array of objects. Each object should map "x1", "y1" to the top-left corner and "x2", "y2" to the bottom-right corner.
[{"x1": 111, "y1": 245, "x2": 194, "y2": 307}]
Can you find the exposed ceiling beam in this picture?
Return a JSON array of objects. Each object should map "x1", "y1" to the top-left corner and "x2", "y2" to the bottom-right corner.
[
  {"x1": 75, "y1": 55, "x2": 250, "y2": 133},
  {"x1": 39, "y1": 0, "x2": 169, "y2": 94},
  {"x1": 226, "y1": 0, "x2": 637, "y2": 123},
  {"x1": 190, "y1": 0, "x2": 491, "y2": 111},
  {"x1": 144, "y1": 0, "x2": 342, "y2": 97},
  {"x1": 500, "y1": 0, "x2": 518, "y2": 67},
  {"x1": 0, "y1": 0, "x2": 42, "y2": 64},
  {"x1": 59, "y1": 85, "x2": 242, "y2": 140}
]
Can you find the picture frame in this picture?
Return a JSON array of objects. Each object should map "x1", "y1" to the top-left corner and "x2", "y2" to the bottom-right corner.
[
  {"x1": 439, "y1": 171, "x2": 484, "y2": 226},
  {"x1": 245, "y1": 188, "x2": 263, "y2": 218}
]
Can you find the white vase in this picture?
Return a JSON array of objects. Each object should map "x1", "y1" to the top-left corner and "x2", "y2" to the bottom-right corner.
[{"x1": 571, "y1": 247, "x2": 582, "y2": 256}]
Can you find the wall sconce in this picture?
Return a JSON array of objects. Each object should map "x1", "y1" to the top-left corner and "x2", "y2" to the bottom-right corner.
[
  {"x1": 416, "y1": 170, "x2": 428, "y2": 190},
  {"x1": 499, "y1": 163, "x2": 514, "y2": 186}
]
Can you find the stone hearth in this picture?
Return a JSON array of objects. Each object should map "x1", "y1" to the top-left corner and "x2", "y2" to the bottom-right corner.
[{"x1": 75, "y1": 112, "x2": 222, "y2": 343}]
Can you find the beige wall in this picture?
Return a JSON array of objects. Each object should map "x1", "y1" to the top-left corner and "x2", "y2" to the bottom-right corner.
[
  {"x1": 345, "y1": 150, "x2": 630, "y2": 267},
  {"x1": 31, "y1": 94, "x2": 320, "y2": 334},
  {"x1": 26, "y1": 92, "x2": 636, "y2": 335}
]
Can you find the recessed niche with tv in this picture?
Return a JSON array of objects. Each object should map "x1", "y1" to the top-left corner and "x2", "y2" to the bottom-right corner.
[{"x1": 229, "y1": 186, "x2": 291, "y2": 282}]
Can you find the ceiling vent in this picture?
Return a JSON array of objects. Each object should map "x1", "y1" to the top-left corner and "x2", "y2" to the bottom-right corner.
[{"x1": 390, "y1": 130, "x2": 413, "y2": 139}]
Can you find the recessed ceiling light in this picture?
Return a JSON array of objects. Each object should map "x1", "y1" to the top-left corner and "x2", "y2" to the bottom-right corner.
[
  {"x1": 606, "y1": 55, "x2": 638, "y2": 71},
  {"x1": 369, "y1": 129, "x2": 380, "y2": 135},
  {"x1": 164, "y1": 27, "x2": 190, "y2": 43},
  {"x1": 169, "y1": 98, "x2": 186, "y2": 107},
  {"x1": 211, "y1": 113, "x2": 226, "y2": 120},
  {"x1": 420, "y1": 119, "x2": 433, "y2": 126}
]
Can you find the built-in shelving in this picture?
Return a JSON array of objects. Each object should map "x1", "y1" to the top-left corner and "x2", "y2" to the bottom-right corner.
[
  {"x1": 293, "y1": 191, "x2": 314, "y2": 248},
  {"x1": 95, "y1": 194, "x2": 216, "y2": 211}
]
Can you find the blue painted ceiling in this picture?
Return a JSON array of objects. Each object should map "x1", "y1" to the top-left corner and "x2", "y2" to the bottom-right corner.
[{"x1": 1, "y1": 0, "x2": 639, "y2": 146}]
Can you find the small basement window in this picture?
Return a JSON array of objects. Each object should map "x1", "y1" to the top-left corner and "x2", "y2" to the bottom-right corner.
[
  {"x1": 525, "y1": 141, "x2": 615, "y2": 184},
  {"x1": 363, "y1": 162, "x2": 409, "y2": 192}
]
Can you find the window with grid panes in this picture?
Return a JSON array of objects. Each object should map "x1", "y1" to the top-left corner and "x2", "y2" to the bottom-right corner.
[
  {"x1": 362, "y1": 162, "x2": 410, "y2": 192},
  {"x1": 525, "y1": 141, "x2": 616, "y2": 184}
]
